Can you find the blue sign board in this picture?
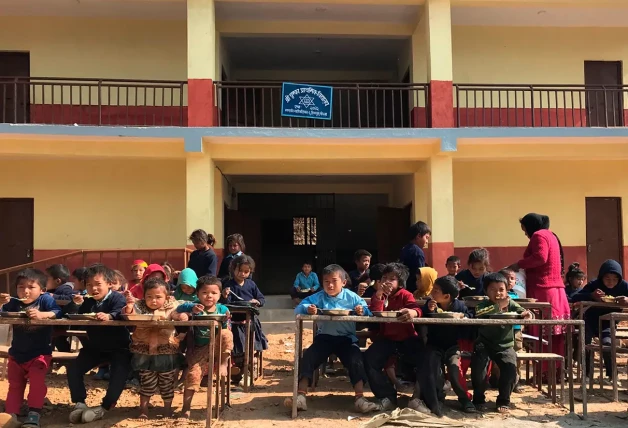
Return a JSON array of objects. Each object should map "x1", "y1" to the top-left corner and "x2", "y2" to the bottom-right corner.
[{"x1": 281, "y1": 82, "x2": 333, "y2": 121}]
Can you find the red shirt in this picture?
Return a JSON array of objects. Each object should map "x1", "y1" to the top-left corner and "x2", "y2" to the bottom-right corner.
[
  {"x1": 369, "y1": 288, "x2": 421, "y2": 342},
  {"x1": 518, "y1": 229, "x2": 564, "y2": 290}
]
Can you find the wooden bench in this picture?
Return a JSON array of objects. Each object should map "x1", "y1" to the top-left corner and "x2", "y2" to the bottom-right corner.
[
  {"x1": 584, "y1": 344, "x2": 628, "y2": 392},
  {"x1": 517, "y1": 352, "x2": 564, "y2": 405},
  {"x1": 0, "y1": 345, "x2": 78, "y2": 379}
]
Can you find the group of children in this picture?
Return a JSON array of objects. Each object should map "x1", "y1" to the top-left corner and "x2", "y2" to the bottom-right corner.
[
  {"x1": 288, "y1": 220, "x2": 628, "y2": 416},
  {"x1": 0, "y1": 229, "x2": 268, "y2": 427}
]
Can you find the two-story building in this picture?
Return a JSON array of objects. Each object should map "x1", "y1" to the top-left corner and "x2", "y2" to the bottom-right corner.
[{"x1": 1, "y1": 0, "x2": 627, "y2": 292}]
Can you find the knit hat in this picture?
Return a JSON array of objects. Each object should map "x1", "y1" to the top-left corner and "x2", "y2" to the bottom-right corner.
[
  {"x1": 178, "y1": 268, "x2": 198, "y2": 289},
  {"x1": 414, "y1": 267, "x2": 438, "y2": 299},
  {"x1": 132, "y1": 259, "x2": 148, "y2": 269},
  {"x1": 141, "y1": 264, "x2": 167, "y2": 283}
]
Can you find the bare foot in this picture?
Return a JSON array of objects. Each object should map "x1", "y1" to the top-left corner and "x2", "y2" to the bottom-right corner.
[
  {"x1": 138, "y1": 411, "x2": 149, "y2": 420},
  {"x1": 219, "y1": 362, "x2": 229, "y2": 378},
  {"x1": 180, "y1": 408, "x2": 191, "y2": 419}
]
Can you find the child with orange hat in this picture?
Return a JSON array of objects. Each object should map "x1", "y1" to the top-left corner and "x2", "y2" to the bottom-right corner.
[{"x1": 128, "y1": 260, "x2": 148, "y2": 293}]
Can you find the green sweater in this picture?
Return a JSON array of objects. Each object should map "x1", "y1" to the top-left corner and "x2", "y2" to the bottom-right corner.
[{"x1": 475, "y1": 299, "x2": 525, "y2": 351}]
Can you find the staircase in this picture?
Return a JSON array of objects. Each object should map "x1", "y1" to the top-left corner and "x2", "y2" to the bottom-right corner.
[{"x1": 260, "y1": 295, "x2": 312, "y2": 335}]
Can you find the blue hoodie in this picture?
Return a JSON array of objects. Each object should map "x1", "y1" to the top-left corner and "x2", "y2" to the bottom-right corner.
[
  {"x1": 572, "y1": 259, "x2": 628, "y2": 323},
  {"x1": 295, "y1": 288, "x2": 371, "y2": 342}
]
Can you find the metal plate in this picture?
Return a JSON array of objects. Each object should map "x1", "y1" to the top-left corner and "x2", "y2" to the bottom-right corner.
[
  {"x1": 0, "y1": 312, "x2": 27, "y2": 318},
  {"x1": 426, "y1": 312, "x2": 464, "y2": 319},
  {"x1": 319, "y1": 309, "x2": 352, "y2": 316},
  {"x1": 66, "y1": 314, "x2": 98, "y2": 320},
  {"x1": 463, "y1": 296, "x2": 488, "y2": 301},
  {"x1": 601, "y1": 297, "x2": 617, "y2": 303},
  {"x1": 121, "y1": 314, "x2": 159, "y2": 321},
  {"x1": 372, "y1": 311, "x2": 401, "y2": 318},
  {"x1": 513, "y1": 298, "x2": 537, "y2": 303},
  {"x1": 489, "y1": 313, "x2": 524, "y2": 319},
  {"x1": 194, "y1": 314, "x2": 227, "y2": 320}
]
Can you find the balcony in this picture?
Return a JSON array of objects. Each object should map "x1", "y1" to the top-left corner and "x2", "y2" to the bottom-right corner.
[
  {"x1": 0, "y1": 77, "x2": 188, "y2": 127},
  {"x1": 214, "y1": 81, "x2": 429, "y2": 129},
  {"x1": 455, "y1": 84, "x2": 628, "y2": 128}
]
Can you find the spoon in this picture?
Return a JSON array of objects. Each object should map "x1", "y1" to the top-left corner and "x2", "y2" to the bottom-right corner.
[
  {"x1": 10, "y1": 297, "x2": 27, "y2": 302},
  {"x1": 229, "y1": 290, "x2": 244, "y2": 301}
]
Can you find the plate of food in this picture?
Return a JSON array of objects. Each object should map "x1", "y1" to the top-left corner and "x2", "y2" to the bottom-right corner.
[
  {"x1": 426, "y1": 312, "x2": 464, "y2": 319},
  {"x1": 372, "y1": 311, "x2": 401, "y2": 318},
  {"x1": 513, "y1": 298, "x2": 537, "y2": 303},
  {"x1": 194, "y1": 314, "x2": 227, "y2": 320},
  {"x1": 299, "y1": 288, "x2": 311, "y2": 293},
  {"x1": 463, "y1": 296, "x2": 488, "y2": 301},
  {"x1": 121, "y1": 314, "x2": 160, "y2": 322},
  {"x1": 489, "y1": 312, "x2": 524, "y2": 319},
  {"x1": 319, "y1": 309, "x2": 352, "y2": 316},
  {"x1": 66, "y1": 313, "x2": 98, "y2": 320},
  {"x1": 601, "y1": 296, "x2": 617, "y2": 303},
  {"x1": 0, "y1": 312, "x2": 27, "y2": 318}
]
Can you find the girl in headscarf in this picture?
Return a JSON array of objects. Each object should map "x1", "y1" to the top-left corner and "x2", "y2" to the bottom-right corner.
[
  {"x1": 414, "y1": 267, "x2": 437, "y2": 299},
  {"x1": 508, "y1": 213, "x2": 570, "y2": 379}
]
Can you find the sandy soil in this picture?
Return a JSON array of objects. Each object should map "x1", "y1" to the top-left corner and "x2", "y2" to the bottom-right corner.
[{"x1": 1, "y1": 328, "x2": 628, "y2": 428}]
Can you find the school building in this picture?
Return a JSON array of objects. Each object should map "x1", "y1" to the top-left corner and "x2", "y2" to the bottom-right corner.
[{"x1": 1, "y1": 0, "x2": 627, "y2": 293}]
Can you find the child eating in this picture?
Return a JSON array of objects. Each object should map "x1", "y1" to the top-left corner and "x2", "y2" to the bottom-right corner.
[
  {"x1": 65, "y1": 264, "x2": 131, "y2": 424},
  {"x1": 288, "y1": 264, "x2": 379, "y2": 414},
  {"x1": 174, "y1": 268, "x2": 199, "y2": 303},
  {"x1": 122, "y1": 278, "x2": 184, "y2": 419},
  {"x1": 291, "y1": 261, "x2": 320, "y2": 307},
  {"x1": 456, "y1": 248, "x2": 490, "y2": 298},
  {"x1": 0, "y1": 268, "x2": 61, "y2": 428},
  {"x1": 176, "y1": 275, "x2": 233, "y2": 418},
  {"x1": 472, "y1": 273, "x2": 532, "y2": 413},
  {"x1": 45, "y1": 264, "x2": 74, "y2": 301},
  {"x1": 414, "y1": 267, "x2": 437, "y2": 299},
  {"x1": 349, "y1": 250, "x2": 371, "y2": 296},
  {"x1": 498, "y1": 268, "x2": 524, "y2": 392},
  {"x1": 564, "y1": 262, "x2": 586, "y2": 302},
  {"x1": 419, "y1": 275, "x2": 474, "y2": 415},
  {"x1": 445, "y1": 256, "x2": 461, "y2": 276}
]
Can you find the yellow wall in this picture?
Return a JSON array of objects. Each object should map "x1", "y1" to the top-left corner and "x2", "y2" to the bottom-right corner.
[
  {"x1": 0, "y1": 16, "x2": 186, "y2": 80},
  {"x1": 0, "y1": 159, "x2": 186, "y2": 249},
  {"x1": 453, "y1": 160, "x2": 628, "y2": 247}
]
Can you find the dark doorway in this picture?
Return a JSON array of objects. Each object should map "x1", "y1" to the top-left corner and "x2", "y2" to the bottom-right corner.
[
  {"x1": 585, "y1": 197, "x2": 623, "y2": 279},
  {"x1": 584, "y1": 61, "x2": 623, "y2": 127},
  {"x1": 376, "y1": 203, "x2": 412, "y2": 264},
  {"x1": 0, "y1": 199, "x2": 34, "y2": 293},
  {"x1": 0, "y1": 52, "x2": 30, "y2": 124},
  {"x1": 224, "y1": 208, "x2": 262, "y2": 282}
]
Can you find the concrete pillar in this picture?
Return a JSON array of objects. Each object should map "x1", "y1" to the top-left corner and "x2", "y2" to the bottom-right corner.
[
  {"x1": 213, "y1": 168, "x2": 224, "y2": 250},
  {"x1": 426, "y1": 155, "x2": 454, "y2": 271},
  {"x1": 186, "y1": 153, "x2": 214, "y2": 238},
  {"x1": 187, "y1": 0, "x2": 216, "y2": 126}
]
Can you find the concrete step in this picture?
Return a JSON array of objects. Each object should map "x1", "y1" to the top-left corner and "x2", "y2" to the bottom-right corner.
[
  {"x1": 263, "y1": 295, "x2": 294, "y2": 309},
  {"x1": 259, "y1": 308, "x2": 295, "y2": 323}
]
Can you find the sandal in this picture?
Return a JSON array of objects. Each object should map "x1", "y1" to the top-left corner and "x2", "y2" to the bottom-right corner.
[
  {"x1": 463, "y1": 401, "x2": 477, "y2": 413},
  {"x1": 497, "y1": 405, "x2": 510, "y2": 414}
]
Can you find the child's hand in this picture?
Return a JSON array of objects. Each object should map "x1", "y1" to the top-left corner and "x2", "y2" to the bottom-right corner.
[
  {"x1": 307, "y1": 305, "x2": 317, "y2": 315},
  {"x1": 354, "y1": 305, "x2": 364, "y2": 316},
  {"x1": 521, "y1": 310, "x2": 533, "y2": 320},
  {"x1": 26, "y1": 308, "x2": 43, "y2": 320},
  {"x1": 0, "y1": 294, "x2": 10, "y2": 305},
  {"x1": 427, "y1": 300, "x2": 438, "y2": 312},
  {"x1": 592, "y1": 289, "x2": 606, "y2": 302},
  {"x1": 250, "y1": 299, "x2": 260, "y2": 306},
  {"x1": 222, "y1": 287, "x2": 230, "y2": 299},
  {"x1": 397, "y1": 308, "x2": 418, "y2": 322},
  {"x1": 123, "y1": 290, "x2": 135, "y2": 306},
  {"x1": 95, "y1": 313, "x2": 111, "y2": 321},
  {"x1": 73, "y1": 294, "x2": 84, "y2": 305},
  {"x1": 381, "y1": 282, "x2": 393, "y2": 295},
  {"x1": 617, "y1": 296, "x2": 628, "y2": 306},
  {"x1": 178, "y1": 312, "x2": 190, "y2": 321},
  {"x1": 357, "y1": 282, "x2": 369, "y2": 296},
  {"x1": 457, "y1": 281, "x2": 466, "y2": 290},
  {"x1": 192, "y1": 304, "x2": 205, "y2": 314}
]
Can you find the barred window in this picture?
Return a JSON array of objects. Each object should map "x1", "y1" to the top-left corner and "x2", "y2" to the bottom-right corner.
[{"x1": 293, "y1": 217, "x2": 317, "y2": 246}]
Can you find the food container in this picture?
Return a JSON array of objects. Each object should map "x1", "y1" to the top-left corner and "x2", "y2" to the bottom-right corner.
[
  {"x1": 513, "y1": 298, "x2": 537, "y2": 303},
  {"x1": 121, "y1": 314, "x2": 160, "y2": 322},
  {"x1": 463, "y1": 296, "x2": 488, "y2": 301},
  {"x1": 299, "y1": 288, "x2": 311, "y2": 293},
  {"x1": 319, "y1": 309, "x2": 352, "y2": 316},
  {"x1": 489, "y1": 313, "x2": 524, "y2": 319},
  {"x1": 372, "y1": 311, "x2": 401, "y2": 318},
  {"x1": 601, "y1": 296, "x2": 617, "y2": 303},
  {"x1": 194, "y1": 314, "x2": 227, "y2": 320},
  {"x1": 66, "y1": 314, "x2": 98, "y2": 320},
  {"x1": 426, "y1": 312, "x2": 464, "y2": 319},
  {"x1": 0, "y1": 312, "x2": 27, "y2": 318}
]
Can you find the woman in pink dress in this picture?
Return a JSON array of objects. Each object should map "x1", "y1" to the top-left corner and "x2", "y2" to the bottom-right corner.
[{"x1": 509, "y1": 213, "x2": 570, "y2": 377}]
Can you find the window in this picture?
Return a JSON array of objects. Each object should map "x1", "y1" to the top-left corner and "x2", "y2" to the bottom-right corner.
[{"x1": 293, "y1": 217, "x2": 317, "y2": 246}]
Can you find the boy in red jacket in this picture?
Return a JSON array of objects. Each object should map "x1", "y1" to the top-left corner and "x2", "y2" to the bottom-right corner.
[{"x1": 365, "y1": 263, "x2": 422, "y2": 411}]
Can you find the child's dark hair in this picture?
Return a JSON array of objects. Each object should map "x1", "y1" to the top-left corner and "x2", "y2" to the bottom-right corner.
[
  {"x1": 230, "y1": 254, "x2": 255, "y2": 275},
  {"x1": 322, "y1": 264, "x2": 348, "y2": 281},
  {"x1": 369, "y1": 263, "x2": 385, "y2": 282},
  {"x1": 566, "y1": 262, "x2": 586, "y2": 284},
  {"x1": 302, "y1": 261, "x2": 312, "y2": 267},
  {"x1": 161, "y1": 262, "x2": 174, "y2": 276},
  {"x1": 483, "y1": 272, "x2": 508, "y2": 291},
  {"x1": 46, "y1": 264, "x2": 71, "y2": 283},
  {"x1": 499, "y1": 268, "x2": 515, "y2": 277},
  {"x1": 143, "y1": 276, "x2": 169, "y2": 295},
  {"x1": 197, "y1": 275, "x2": 222, "y2": 293},
  {"x1": 382, "y1": 263, "x2": 409, "y2": 288},
  {"x1": 113, "y1": 270, "x2": 128, "y2": 287},
  {"x1": 434, "y1": 275, "x2": 459, "y2": 299},
  {"x1": 226, "y1": 233, "x2": 246, "y2": 253},
  {"x1": 353, "y1": 249, "x2": 372, "y2": 261},
  {"x1": 446, "y1": 255, "x2": 461, "y2": 265},
  {"x1": 85, "y1": 263, "x2": 116, "y2": 283},
  {"x1": 15, "y1": 268, "x2": 48, "y2": 290},
  {"x1": 72, "y1": 267, "x2": 89, "y2": 282},
  {"x1": 408, "y1": 221, "x2": 431, "y2": 241},
  {"x1": 189, "y1": 229, "x2": 216, "y2": 247},
  {"x1": 468, "y1": 248, "x2": 490, "y2": 268}
]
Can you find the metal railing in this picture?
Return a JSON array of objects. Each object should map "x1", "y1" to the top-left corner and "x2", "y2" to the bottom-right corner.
[
  {"x1": 0, "y1": 248, "x2": 193, "y2": 294},
  {"x1": 454, "y1": 84, "x2": 627, "y2": 127},
  {"x1": 0, "y1": 77, "x2": 188, "y2": 127},
  {"x1": 214, "y1": 81, "x2": 429, "y2": 128}
]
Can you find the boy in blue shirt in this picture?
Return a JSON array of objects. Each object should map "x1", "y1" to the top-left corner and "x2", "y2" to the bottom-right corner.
[
  {"x1": 290, "y1": 261, "x2": 320, "y2": 307},
  {"x1": 288, "y1": 264, "x2": 379, "y2": 414}
]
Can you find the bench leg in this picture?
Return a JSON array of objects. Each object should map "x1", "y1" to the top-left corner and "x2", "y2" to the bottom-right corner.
[
  {"x1": 550, "y1": 360, "x2": 556, "y2": 404},
  {"x1": 560, "y1": 358, "x2": 565, "y2": 407}
]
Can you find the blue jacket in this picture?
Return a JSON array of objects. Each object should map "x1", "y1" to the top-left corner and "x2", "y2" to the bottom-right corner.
[
  {"x1": 293, "y1": 272, "x2": 320, "y2": 291},
  {"x1": 456, "y1": 269, "x2": 488, "y2": 298},
  {"x1": 2, "y1": 294, "x2": 61, "y2": 363},
  {"x1": 51, "y1": 282, "x2": 74, "y2": 301},
  {"x1": 295, "y1": 288, "x2": 370, "y2": 342},
  {"x1": 423, "y1": 298, "x2": 472, "y2": 349}
]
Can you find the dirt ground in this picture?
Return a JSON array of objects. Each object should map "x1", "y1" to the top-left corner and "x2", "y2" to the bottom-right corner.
[{"x1": 1, "y1": 328, "x2": 628, "y2": 428}]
